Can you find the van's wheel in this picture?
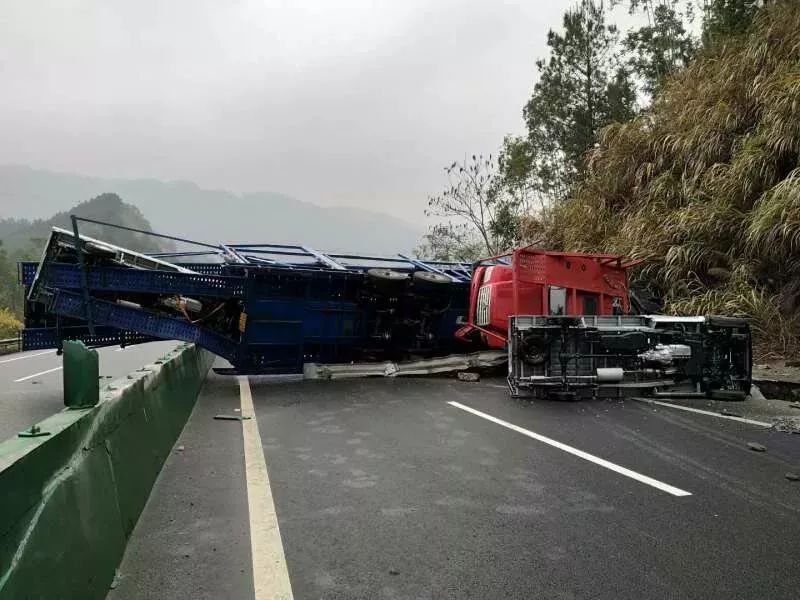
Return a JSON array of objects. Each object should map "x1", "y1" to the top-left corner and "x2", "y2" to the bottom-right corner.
[{"x1": 709, "y1": 389, "x2": 748, "y2": 401}]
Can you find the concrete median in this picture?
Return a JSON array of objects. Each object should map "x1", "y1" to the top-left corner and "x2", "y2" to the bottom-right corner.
[{"x1": 0, "y1": 343, "x2": 214, "y2": 600}]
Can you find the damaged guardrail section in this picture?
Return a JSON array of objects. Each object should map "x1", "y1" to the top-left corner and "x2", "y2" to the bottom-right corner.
[{"x1": 0, "y1": 343, "x2": 214, "y2": 600}]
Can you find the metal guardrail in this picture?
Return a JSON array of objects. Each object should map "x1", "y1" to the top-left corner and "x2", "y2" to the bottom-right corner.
[{"x1": 0, "y1": 337, "x2": 21, "y2": 355}]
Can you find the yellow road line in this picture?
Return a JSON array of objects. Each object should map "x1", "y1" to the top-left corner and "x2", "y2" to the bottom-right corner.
[{"x1": 238, "y1": 376, "x2": 294, "y2": 600}]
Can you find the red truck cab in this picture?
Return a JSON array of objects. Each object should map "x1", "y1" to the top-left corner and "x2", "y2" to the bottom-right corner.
[{"x1": 456, "y1": 247, "x2": 643, "y2": 348}]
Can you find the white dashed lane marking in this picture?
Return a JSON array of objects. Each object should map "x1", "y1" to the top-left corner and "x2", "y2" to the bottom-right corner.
[
  {"x1": 447, "y1": 400, "x2": 692, "y2": 497},
  {"x1": 13, "y1": 366, "x2": 63, "y2": 383},
  {"x1": 633, "y1": 398, "x2": 772, "y2": 428},
  {"x1": 0, "y1": 350, "x2": 56, "y2": 365}
]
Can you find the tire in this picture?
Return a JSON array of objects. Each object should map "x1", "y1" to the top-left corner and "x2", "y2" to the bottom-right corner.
[
  {"x1": 550, "y1": 390, "x2": 577, "y2": 402},
  {"x1": 367, "y1": 268, "x2": 409, "y2": 282},
  {"x1": 412, "y1": 271, "x2": 452, "y2": 284},
  {"x1": 709, "y1": 389, "x2": 748, "y2": 401}
]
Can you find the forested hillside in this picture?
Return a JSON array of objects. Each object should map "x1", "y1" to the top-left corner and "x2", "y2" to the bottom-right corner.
[
  {"x1": 0, "y1": 193, "x2": 164, "y2": 255},
  {"x1": 422, "y1": 0, "x2": 797, "y2": 357},
  {"x1": 0, "y1": 193, "x2": 164, "y2": 335}
]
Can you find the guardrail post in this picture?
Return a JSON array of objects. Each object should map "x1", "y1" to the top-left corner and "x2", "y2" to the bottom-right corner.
[{"x1": 63, "y1": 340, "x2": 99, "y2": 408}]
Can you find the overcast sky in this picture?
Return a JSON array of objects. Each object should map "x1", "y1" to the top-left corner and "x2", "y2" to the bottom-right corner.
[{"x1": 1, "y1": 0, "x2": 609, "y2": 223}]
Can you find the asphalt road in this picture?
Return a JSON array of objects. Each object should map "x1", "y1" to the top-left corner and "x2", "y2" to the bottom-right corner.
[
  {"x1": 0, "y1": 341, "x2": 179, "y2": 442},
  {"x1": 111, "y1": 368, "x2": 800, "y2": 600}
]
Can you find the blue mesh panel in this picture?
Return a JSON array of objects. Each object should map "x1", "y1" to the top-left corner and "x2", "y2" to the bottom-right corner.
[
  {"x1": 48, "y1": 290, "x2": 240, "y2": 363},
  {"x1": 37, "y1": 264, "x2": 245, "y2": 298}
]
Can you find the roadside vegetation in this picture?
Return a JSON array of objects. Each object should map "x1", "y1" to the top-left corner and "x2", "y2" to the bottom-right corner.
[
  {"x1": 0, "y1": 241, "x2": 32, "y2": 325},
  {"x1": 421, "y1": 0, "x2": 798, "y2": 358},
  {"x1": 0, "y1": 308, "x2": 21, "y2": 339}
]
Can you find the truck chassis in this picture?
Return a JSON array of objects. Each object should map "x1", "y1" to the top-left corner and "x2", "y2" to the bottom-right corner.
[{"x1": 508, "y1": 315, "x2": 751, "y2": 400}]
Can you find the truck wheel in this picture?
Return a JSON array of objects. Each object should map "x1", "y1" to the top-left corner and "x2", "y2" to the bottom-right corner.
[
  {"x1": 367, "y1": 268, "x2": 409, "y2": 282},
  {"x1": 412, "y1": 271, "x2": 452, "y2": 284}
]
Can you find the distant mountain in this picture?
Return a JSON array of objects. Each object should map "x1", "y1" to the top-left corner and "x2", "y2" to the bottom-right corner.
[
  {"x1": 0, "y1": 218, "x2": 29, "y2": 239},
  {"x1": 0, "y1": 193, "x2": 165, "y2": 254},
  {"x1": 0, "y1": 165, "x2": 423, "y2": 254}
]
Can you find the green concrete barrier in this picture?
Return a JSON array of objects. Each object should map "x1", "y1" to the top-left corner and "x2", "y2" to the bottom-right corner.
[
  {"x1": 63, "y1": 340, "x2": 100, "y2": 409},
  {"x1": 0, "y1": 343, "x2": 214, "y2": 600}
]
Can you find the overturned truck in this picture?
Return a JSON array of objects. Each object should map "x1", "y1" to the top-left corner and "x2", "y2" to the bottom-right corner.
[
  {"x1": 507, "y1": 315, "x2": 751, "y2": 400},
  {"x1": 22, "y1": 221, "x2": 474, "y2": 374},
  {"x1": 20, "y1": 218, "x2": 752, "y2": 399}
]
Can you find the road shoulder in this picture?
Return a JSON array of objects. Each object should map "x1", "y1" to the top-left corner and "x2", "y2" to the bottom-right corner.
[{"x1": 108, "y1": 369, "x2": 252, "y2": 600}]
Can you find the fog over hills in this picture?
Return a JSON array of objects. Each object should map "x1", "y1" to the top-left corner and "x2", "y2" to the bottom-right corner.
[
  {"x1": 1, "y1": 193, "x2": 164, "y2": 254},
  {"x1": 0, "y1": 165, "x2": 424, "y2": 254}
]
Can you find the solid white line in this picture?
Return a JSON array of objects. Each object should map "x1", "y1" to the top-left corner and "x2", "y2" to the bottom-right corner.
[
  {"x1": 447, "y1": 401, "x2": 692, "y2": 497},
  {"x1": 633, "y1": 398, "x2": 771, "y2": 428},
  {"x1": 13, "y1": 366, "x2": 63, "y2": 383},
  {"x1": 0, "y1": 350, "x2": 56, "y2": 365},
  {"x1": 238, "y1": 376, "x2": 294, "y2": 600}
]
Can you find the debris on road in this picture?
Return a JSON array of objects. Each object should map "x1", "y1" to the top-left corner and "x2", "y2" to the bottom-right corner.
[
  {"x1": 457, "y1": 372, "x2": 480, "y2": 382},
  {"x1": 214, "y1": 414, "x2": 251, "y2": 421},
  {"x1": 304, "y1": 351, "x2": 506, "y2": 380},
  {"x1": 771, "y1": 417, "x2": 800, "y2": 433},
  {"x1": 109, "y1": 569, "x2": 122, "y2": 590},
  {"x1": 747, "y1": 442, "x2": 766, "y2": 452},
  {"x1": 17, "y1": 424, "x2": 51, "y2": 438},
  {"x1": 720, "y1": 408, "x2": 743, "y2": 418},
  {"x1": 176, "y1": 445, "x2": 185, "y2": 452}
]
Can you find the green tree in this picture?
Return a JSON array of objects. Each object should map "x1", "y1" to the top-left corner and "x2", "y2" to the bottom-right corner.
[
  {"x1": 415, "y1": 222, "x2": 485, "y2": 262},
  {"x1": 497, "y1": 136, "x2": 536, "y2": 208},
  {"x1": 423, "y1": 154, "x2": 528, "y2": 259},
  {"x1": 701, "y1": 0, "x2": 762, "y2": 43},
  {"x1": 523, "y1": 0, "x2": 637, "y2": 201},
  {"x1": 623, "y1": 1, "x2": 697, "y2": 96},
  {"x1": 0, "y1": 241, "x2": 23, "y2": 318}
]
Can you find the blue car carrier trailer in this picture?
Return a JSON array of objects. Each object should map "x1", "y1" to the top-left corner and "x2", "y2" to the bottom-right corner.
[{"x1": 21, "y1": 217, "x2": 475, "y2": 374}]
